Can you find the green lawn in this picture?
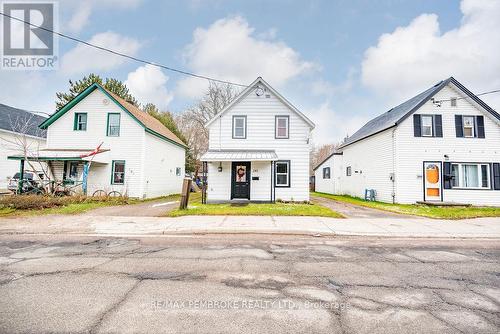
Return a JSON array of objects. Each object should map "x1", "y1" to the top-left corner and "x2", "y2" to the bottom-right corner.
[
  {"x1": 168, "y1": 193, "x2": 343, "y2": 218},
  {"x1": 0, "y1": 194, "x2": 180, "y2": 217},
  {"x1": 312, "y1": 192, "x2": 500, "y2": 219}
]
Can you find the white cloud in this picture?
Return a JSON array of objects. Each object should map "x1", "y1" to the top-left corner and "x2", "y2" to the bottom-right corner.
[
  {"x1": 176, "y1": 16, "x2": 316, "y2": 98},
  {"x1": 361, "y1": 0, "x2": 500, "y2": 109},
  {"x1": 61, "y1": 32, "x2": 141, "y2": 75},
  {"x1": 308, "y1": 101, "x2": 369, "y2": 145},
  {"x1": 66, "y1": 0, "x2": 143, "y2": 33},
  {"x1": 125, "y1": 65, "x2": 174, "y2": 109}
]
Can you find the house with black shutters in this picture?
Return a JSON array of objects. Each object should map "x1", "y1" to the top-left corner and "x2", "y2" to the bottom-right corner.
[{"x1": 313, "y1": 77, "x2": 500, "y2": 206}]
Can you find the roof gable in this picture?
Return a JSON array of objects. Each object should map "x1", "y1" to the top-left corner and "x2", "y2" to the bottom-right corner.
[
  {"x1": 205, "y1": 77, "x2": 315, "y2": 129},
  {"x1": 339, "y1": 77, "x2": 500, "y2": 149},
  {"x1": 39, "y1": 83, "x2": 187, "y2": 148},
  {"x1": 0, "y1": 103, "x2": 47, "y2": 138}
]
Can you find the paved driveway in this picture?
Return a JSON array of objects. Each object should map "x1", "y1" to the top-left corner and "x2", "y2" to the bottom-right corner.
[
  {"x1": 83, "y1": 198, "x2": 179, "y2": 217},
  {"x1": 312, "y1": 195, "x2": 418, "y2": 218},
  {"x1": 0, "y1": 235, "x2": 499, "y2": 333}
]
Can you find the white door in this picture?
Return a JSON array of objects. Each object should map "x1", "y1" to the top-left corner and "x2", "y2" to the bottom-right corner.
[{"x1": 423, "y1": 162, "x2": 442, "y2": 202}]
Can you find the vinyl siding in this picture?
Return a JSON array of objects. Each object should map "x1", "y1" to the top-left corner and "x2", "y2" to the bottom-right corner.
[
  {"x1": 336, "y1": 129, "x2": 396, "y2": 202},
  {"x1": 314, "y1": 156, "x2": 335, "y2": 194},
  {"x1": 207, "y1": 86, "x2": 312, "y2": 201},
  {"x1": 395, "y1": 84, "x2": 500, "y2": 206},
  {"x1": 143, "y1": 132, "x2": 185, "y2": 198},
  {"x1": 0, "y1": 130, "x2": 46, "y2": 189}
]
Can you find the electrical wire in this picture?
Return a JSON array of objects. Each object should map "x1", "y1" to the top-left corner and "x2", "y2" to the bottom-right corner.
[
  {"x1": 434, "y1": 89, "x2": 500, "y2": 103},
  {"x1": 0, "y1": 11, "x2": 249, "y2": 88}
]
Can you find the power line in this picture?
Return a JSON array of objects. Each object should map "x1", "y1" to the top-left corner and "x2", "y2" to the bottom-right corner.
[
  {"x1": 0, "y1": 11, "x2": 248, "y2": 88},
  {"x1": 434, "y1": 89, "x2": 500, "y2": 103}
]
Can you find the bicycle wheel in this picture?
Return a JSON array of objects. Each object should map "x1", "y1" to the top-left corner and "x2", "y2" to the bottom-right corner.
[
  {"x1": 108, "y1": 191, "x2": 122, "y2": 197},
  {"x1": 92, "y1": 190, "x2": 107, "y2": 197}
]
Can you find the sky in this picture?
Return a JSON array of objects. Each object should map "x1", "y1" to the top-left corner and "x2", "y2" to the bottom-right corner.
[{"x1": 1, "y1": 0, "x2": 499, "y2": 146}]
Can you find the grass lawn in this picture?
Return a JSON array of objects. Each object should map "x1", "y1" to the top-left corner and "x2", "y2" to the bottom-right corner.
[
  {"x1": 168, "y1": 193, "x2": 344, "y2": 218},
  {"x1": 0, "y1": 194, "x2": 180, "y2": 217},
  {"x1": 312, "y1": 192, "x2": 500, "y2": 219}
]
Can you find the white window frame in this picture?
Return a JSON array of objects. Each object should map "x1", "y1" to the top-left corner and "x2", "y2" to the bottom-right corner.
[
  {"x1": 176, "y1": 167, "x2": 181, "y2": 176},
  {"x1": 421, "y1": 115, "x2": 433, "y2": 137},
  {"x1": 346, "y1": 166, "x2": 352, "y2": 176},
  {"x1": 275, "y1": 116, "x2": 289, "y2": 139},
  {"x1": 323, "y1": 167, "x2": 330, "y2": 179},
  {"x1": 275, "y1": 161, "x2": 290, "y2": 187},
  {"x1": 232, "y1": 116, "x2": 246, "y2": 139},
  {"x1": 451, "y1": 163, "x2": 490, "y2": 189},
  {"x1": 463, "y1": 116, "x2": 475, "y2": 138}
]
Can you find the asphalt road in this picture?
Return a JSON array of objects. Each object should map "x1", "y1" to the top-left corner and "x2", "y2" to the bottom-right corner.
[{"x1": 0, "y1": 235, "x2": 499, "y2": 333}]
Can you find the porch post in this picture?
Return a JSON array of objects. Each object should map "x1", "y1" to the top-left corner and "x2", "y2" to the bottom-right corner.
[
  {"x1": 82, "y1": 161, "x2": 89, "y2": 196},
  {"x1": 17, "y1": 159, "x2": 25, "y2": 194}
]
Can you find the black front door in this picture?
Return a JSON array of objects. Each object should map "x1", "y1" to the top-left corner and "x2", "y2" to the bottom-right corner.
[{"x1": 231, "y1": 162, "x2": 251, "y2": 199}]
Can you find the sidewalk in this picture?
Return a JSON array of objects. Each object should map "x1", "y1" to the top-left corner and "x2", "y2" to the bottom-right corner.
[{"x1": 1, "y1": 214, "x2": 500, "y2": 238}]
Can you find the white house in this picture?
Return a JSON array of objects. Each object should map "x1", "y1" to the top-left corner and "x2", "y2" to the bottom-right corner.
[
  {"x1": 0, "y1": 103, "x2": 47, "y2": 190},
  {"x1": 8, "y1": 83, "x2": 187, "y2": 198},
  {"x1": 314, "y1": 77, "x2": 500, "y2": 206},
  {"x1": 201, "y1": 77, "x2": 315, "y2": 202}
]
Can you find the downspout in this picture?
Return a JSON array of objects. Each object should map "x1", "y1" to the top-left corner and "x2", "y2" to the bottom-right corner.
[{"x1": 391, "y1": 127, "x2": 396, "y2": 204}]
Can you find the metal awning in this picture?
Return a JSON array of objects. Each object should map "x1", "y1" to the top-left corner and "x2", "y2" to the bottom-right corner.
[
  {"x1": 8, "y1": 148, "x2": 110, "y2": 164},
  {"x1": 201, "y1": 150, "x2": 278, "y2": 161}
]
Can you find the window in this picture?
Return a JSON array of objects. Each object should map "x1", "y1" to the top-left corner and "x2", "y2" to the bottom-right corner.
[
  {"x1": 176, "y1": 167, "x2": 181, "y2": 176},
  {"x1": 275, "y1": 161, "x2": 290, "y2": 187},
  {"x1": 69, "y1": 162, "x2": 78, "y2": 179},
  {"x1": 346, "y1": 166, "x2": 352, "y2": 176},
  {"x1": 463, "y1": 116, "x2": 475, "y2": 137},
  {"x1": 74, "y1": 113, "x2": 87, "y2": 131},
  {"x1": 111, "y1": 161, "x2": 125, "y2": 185},
  {"x1": 451, "y1": 163, "x2": 490, "y2": 189},
  {"x1": 275, "y1": 116, "x2": 289, "y2": 139},
  {"x1": 450, "y1": 97, "x2": 457, "y2": 107},
  {"x1": 232, "y1": 116, "x2": 246, "y2": 139},
  {"x1": 323, "y1": 167, "x2": 330, "y2": 179},
  {"x1": 107, "y1": 113, "x2": 120, "y2": 136},
  {"x1": 421, "y1": 115, "x2": 433, "y2": 137}
]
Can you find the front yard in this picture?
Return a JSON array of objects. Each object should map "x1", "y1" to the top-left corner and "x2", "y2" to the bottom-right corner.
[
  {"x1": 313, "y1": 192, "x2": 500, "y2": 219},
  {"x1": 168, "y1": 193, "x2": 344, "y2": 218}
]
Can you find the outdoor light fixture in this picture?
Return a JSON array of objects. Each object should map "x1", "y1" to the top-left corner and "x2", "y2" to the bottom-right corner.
[{"x1": 218, "y1": 162, "x2": 223, "y2": 172}]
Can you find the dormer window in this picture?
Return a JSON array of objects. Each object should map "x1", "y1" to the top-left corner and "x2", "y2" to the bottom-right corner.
[
  {"x1": 232, "y1": 116, "x2": 246, "y2": 139},
  {"x1": 275, "y1": 116, "x2": 289, "y2": 139}
]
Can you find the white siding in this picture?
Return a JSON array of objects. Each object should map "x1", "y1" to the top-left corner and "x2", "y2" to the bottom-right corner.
[
  {"x1": 206, "y1": 85, "x2": 312, "y2": 202},
  {"x1": 395, "y1": 84, "x2": 500, "y2": 206},
  {"x1": 143, "y1": 132, "x2": 185, "y2": 198},
  {"x1": 250, "y1": 161, "x2": 272, "y2": 201},
  {"x1": 337, "y1": 129, "x2": 396, "y2": 202},
  {"x1": 206, "y1": 162, "x2": 231, "y2": 202},
  {"x1": 314, "y1": 155, "x2": 335, "y2": 194},
  {"x1": 0, "y1": 130, "x2": 46, "y2": 189}
]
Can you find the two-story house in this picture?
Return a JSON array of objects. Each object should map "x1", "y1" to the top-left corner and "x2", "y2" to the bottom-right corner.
[
  {"x1": 8, "y1": 83, "x2": 187, "y2": 198},
  {"x1": 201, "y1": 77, "x2": 315, "y2": 202},
  {"x1": 314, "y1": 77, "x2": 500, "y2": 206}
]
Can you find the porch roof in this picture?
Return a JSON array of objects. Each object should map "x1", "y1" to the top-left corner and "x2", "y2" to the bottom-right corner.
[
  {"x1": 201, "y1": 150, "x2": 278, "y2": 161},
  {"x1": 8, "y1": 148, "x2": 110, "y2": 164}
]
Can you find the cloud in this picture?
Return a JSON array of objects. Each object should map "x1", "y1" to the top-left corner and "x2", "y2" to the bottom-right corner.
[
  {"x1": 66, "y1": 0, "x2": 143, "y2": 33},
  {"x1": 361, "y1": 0, "x2": 500, "y2": 109},
  {"x1": 125, "y1": 65, "x2": 174, "y2": 109},
  {"x1": 60, "y1": 32, "x2": 141, "y2": 75},
  {"x1": 176, "y1": 16, "x2": 316, "y2": 98}
]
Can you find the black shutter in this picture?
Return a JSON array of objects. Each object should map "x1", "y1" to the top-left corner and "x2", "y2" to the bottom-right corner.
[
  {"x1": 413, "y1": 114, "x2": 421, "y2": 137},
  {"x1": 455, "y1": 115, "x2": 464, "y2": 137},
  {"x1": 476, "y1": 116, "x2": 485, "y2": 138},
  {"x1": 493, "y1": 163, "x2": 500, "y2": 190},
  {"x1": 434, "y1": 115, "x2": 443, "y2": 137},
  {"x1": 443, "y1": 162, "x2": 452, "y2": 189}
]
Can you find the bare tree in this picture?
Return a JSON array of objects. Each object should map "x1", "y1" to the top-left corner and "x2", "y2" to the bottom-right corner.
[
  {"x1": 176, "y1": 81, "x2": 240, "y2": 174},
  {"x1": 310, "y1": 143, "x2": 338, "y2": 174},
  {"x1": 0, "y1": 113, "x2": 51, "y2": 193}
]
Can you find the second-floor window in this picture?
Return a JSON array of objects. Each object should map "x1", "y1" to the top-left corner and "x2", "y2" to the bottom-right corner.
[
  {"x1": 74, "y1": 113, "x2": 87, "y2": 131},
  {"x1": 455, "y1": 115, "x2": 485, "y2": 138},
  {"x1": 275, "y1": 116, "x2": 289, "y2": 139},
  {"x1": 107, "y1": 113, "x2": 121, "y2": 137},
  {"x1": 323, "y1": 167, "x2": 330, "y2": 179},
  {"x1": 421, "y1": 115, "x2": 433, "y2": 137},
  {"x1": 413, "y1": 114, "x2": 442, "y2": 137},
  {"x1": 232, "y1": 116, "x2": 246, "y2": 139}
]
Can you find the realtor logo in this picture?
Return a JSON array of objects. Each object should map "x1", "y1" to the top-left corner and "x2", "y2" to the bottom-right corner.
[{"x1": 1, "y1": 1, "x2": 58, "y2": 70}]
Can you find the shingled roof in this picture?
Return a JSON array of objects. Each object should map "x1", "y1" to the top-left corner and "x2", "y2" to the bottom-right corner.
[
  {"x1": 339, "y1": 77, "x2": 500, "y2": 149},
  {"x1": 39, "y1": 83, "x2": 187, "y2": 148},
  {"x1": 0, "y1": 103, "x2": 47, "y2": 138}
]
